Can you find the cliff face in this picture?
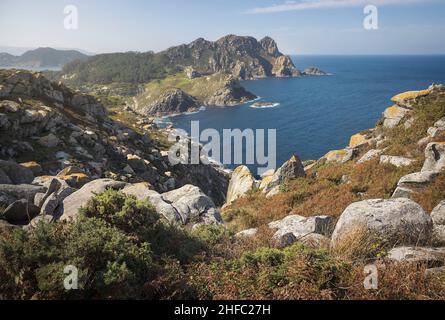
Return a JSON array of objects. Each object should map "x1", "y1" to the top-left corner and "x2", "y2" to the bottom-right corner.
[{"x1": 163, "y1": 35, "x2": 301, "y2": 80}]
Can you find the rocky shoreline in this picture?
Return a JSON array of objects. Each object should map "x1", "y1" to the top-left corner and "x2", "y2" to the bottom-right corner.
[{"x1": 222, "y1": 84, "x2": 445, "y2": 272}]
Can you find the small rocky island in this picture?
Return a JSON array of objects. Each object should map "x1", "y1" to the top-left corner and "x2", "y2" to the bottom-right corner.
[
  {"x1": 303, "y1": 67, "x2": 329, "y2": 76},
  {"x1": 251, "y1": 102, "x2": 279, "y2": 108}
]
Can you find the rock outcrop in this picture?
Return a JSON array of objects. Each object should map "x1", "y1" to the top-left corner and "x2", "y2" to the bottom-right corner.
[
  {"x1": 422, "y1": 142, "x2": 445, "y2": 173},
  {"x1": 226, "y1": 166, "x2": 257, "y2": 205},
  {"x1": 60, "y1": 179, "x2": 127, "y2": 221},
  {"x1": 380, "y1": 155, "x2": 415, "y2": 167},
  {"x1": 302, "y1": 67, "x2": 328, "y2": 76},
  {"x1": 203, "y1": 76, "x2": 256, "y2": 107},
  {"x1": 141, "y1": 88, "x2": 199, "y2": 115},
  {"x1": 269, "y1": 214, "x2": 333, "y2": 248},
  {"x1": 262, "y1": 155, "x2": 306, "y2": 194},
  {"x1": 331, "y1": 198, "x2": 433, "y2": 249},
  {"x1": 387, "y1": 246, "x2": 445, "y2": 265}
]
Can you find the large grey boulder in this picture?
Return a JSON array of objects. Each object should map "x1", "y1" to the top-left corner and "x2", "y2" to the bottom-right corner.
[
  {"x1": 121, "y1": 182, "x2": 154, "y2": 201},
  {"x1": 422, "y1": 142, "x2": 445, "y2": 173},
  {"x1": 225, "y1": 166, "x2": 257, "y2": 205},
  {"x1": 0, "y1": 169, "x2": 12, "y2": 184},
  {"x1": 331, "y1": 198, "x2": 433, "y2": 249},
  {"x1": 431, "y1": 201, "x2": 445, "y2": 225},
  {"x1": 121, "y1": 182, "x2": 183, "y2": 224},
  {"x1": 162, "y1": 184, "x2": 222, "y2": 225},
  {"x1": 122, "y1": 183, "x2": 220, "y2": 225},
  {"x1": 262, "y1": 155, "x2": 305, "y2": 193},
  {"x1": 0, "y1": 184, "x2": 45, "y2": 207},
  {"x1": 433, "y1": 225, "x2": 445, "y2": 247},
  {"x1": 392, "y1": 171, "x2": 438, "y2": 199},
  {"x1": 2, "y1": 199, "x2": 40, "y2": 225},
  {"x1": 0, "y1": 160, "x2": 34, "y2": 184},
  {"x1": 269, "y1": 214, "x2": 333, "y2": 248},
  {"x1": 60, "y1": 179, "x2": 127, "y2": 221},
  {"x1": 382, "y1": 105, "x2": 410, "y2": 128},
  {"x1": 387, "y1": 246, "x2": 445, "y2": 265},
  {"x1": 427, "y1": 117, "x2": 445, "y2": 138},
  {"x1": 141, "y1": 190, "x2": 182, "y2": 224},
  {"x1": 39, "y1": 178, "x2": 76, "y2": 217},
  {"x1": 380, "y1": 155, "x2": 415, "y2": 167}
]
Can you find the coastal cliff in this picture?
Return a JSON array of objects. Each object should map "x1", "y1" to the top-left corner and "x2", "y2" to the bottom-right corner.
[{"x1": 1, "y1": 69, "x2": 445, "y2": 299}]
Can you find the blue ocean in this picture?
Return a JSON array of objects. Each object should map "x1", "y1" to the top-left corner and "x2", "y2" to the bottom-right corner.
[{"x1": 168, "y1": 55, "x2": 445, "y2": 172}]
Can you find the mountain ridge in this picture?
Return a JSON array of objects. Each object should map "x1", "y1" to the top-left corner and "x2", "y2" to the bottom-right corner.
[{"x1": 0, "y1": 47, "x2": 88, "y2": 69}]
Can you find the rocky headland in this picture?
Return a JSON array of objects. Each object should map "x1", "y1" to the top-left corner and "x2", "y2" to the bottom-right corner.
[{"x1": 53, "y1": 35, "x2": 327, "y2": 116}]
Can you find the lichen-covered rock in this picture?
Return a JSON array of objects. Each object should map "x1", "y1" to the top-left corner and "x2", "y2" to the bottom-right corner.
[
  {"x1": 226, "y1": 166, "x2": 257, "y2": 205},
  {"x1": 422, "y1": 142, "x2": 445, "y2": 173},
  {"x1": 324, "y1": 149, "x2": 357, "y2": 164},
  {"x1": 331, "y1": 198, "x2": 433, "y2": 249},
  {"x1": 20, "y1": 161, "x2": 42, "y2": 176},
  {"x1": 382, "y1": 105, "x2": 410, "y2": 128},
  {"x1": 349, "y1": 133, "x2": 369, "y2": 148},
  {"x1": 258, "y1": 169, "x2": 275, "y2": 190},
  {"x1": 391, "y1": 89, "x2": 431, "y2": 109}
]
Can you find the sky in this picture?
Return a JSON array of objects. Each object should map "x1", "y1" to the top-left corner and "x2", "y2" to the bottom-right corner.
[{"x1": 1, "y1": 0, "x2": 445, "y2": 55}]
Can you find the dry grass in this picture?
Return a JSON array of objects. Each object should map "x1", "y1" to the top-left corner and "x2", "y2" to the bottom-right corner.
[
  {"x1": 330, "y1": 225, "x2": 386, "y2": 263},
  {"x1": 412, "y1": 172, "x2": 445, "y2": 212},
  {"x1": 223, "y1": 159, "x2": 415, "y2": 232}
]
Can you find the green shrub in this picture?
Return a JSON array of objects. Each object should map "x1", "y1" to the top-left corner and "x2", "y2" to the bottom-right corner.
[
  {"x1": 192, "y1": 224, "x2": 230, "y2": 246},
  {"x1": 79, "y1": 189, "x2": 159, "y2": 235},
  {"x1": 0, "y1": 190, "x2": 204, "y2": 299}
]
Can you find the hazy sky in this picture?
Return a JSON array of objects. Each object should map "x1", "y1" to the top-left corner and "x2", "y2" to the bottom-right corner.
[{"x1": 1, "y1": 0, "x2": 445, "y2": 55}]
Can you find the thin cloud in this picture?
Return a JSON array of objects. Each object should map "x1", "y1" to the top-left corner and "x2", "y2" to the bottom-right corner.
[{"x1": 247, "y1": 0, "x2": 430, "y2": 14}]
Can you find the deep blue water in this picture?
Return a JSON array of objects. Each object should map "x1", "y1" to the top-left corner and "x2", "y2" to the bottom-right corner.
[{"x1": 168, "y1": 55, "x2": 445, "y2": 173}]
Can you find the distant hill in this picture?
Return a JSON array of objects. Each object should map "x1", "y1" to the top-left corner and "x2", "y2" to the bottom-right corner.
[
  {"x1": 59, "y1": 35, "x2": 301, "y2": 85},
  {"x1": 0, "y1": 47, "x2": 88, "y2": 69}
]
